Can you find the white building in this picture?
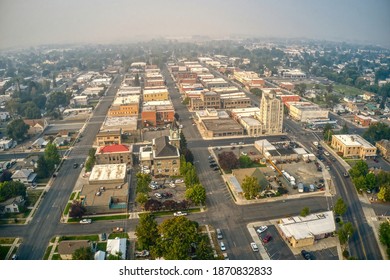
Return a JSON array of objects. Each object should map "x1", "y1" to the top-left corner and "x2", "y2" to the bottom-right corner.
[{"x1": 106, "y1": 238, "x2": 127, "y2": 260}]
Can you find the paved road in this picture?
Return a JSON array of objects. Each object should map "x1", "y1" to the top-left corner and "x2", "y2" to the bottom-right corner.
[{"x1": 284, "y1": 118, "x2": 382, "y2": 259}]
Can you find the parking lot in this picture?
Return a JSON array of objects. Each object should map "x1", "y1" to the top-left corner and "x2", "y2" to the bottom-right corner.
[
  {"x1": 255, "y1": 225, "x2": 339, "y2": 260},
  {"x1": 256, "y1": 225, "x2": 296, "y2": 260},
  {"x1": 147, "y1": 178, "x2": 187, "y2": 202}
]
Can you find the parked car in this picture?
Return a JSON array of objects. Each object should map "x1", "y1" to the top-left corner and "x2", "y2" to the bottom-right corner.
[
  {"x1": 80, "y1": 219, "x2": 92, "y2": 224},
  {"x1": 73, "y1": 163, "x2": 79, "y2": 169},
  {"x1": 324, "y1": 151, "x2": 330, "y2": 156},
  {"x1": 112, "y1": 227, "x2": 124, "y2": 233},
  {"x1": 173, "y1": 211, "x2": 187, "y2": 216},
  {"x1": 262, "y1": 234, "x2": 272, "y2": 243},
  {"x1": 238, "y1": 142, "x2": 244, "y2": 145},
  {"x1": 100, "y1": 233, "x2": 107, "y2": 241},
  {"x1": 213, "y1": 166, "x2": 220, "y2": 171},
  {"x1": 256, "y1": 225, "x2": 268, "y2": 234},
  {"x1": 313, "y1": 141, "x2": 318, "y2": 146},
  {"x1": 154, "y1": 193, "x2": 162, "y2": 199},
  {"x1": 216, "y1": 228, "x2": 223, "y2": 239},
  {"x1": 241, "y1": 152, "x2": 248, "y2": 156},
  {"x1": 250, "y1": 242, "x2": 259, "y2": 252},
  {"x1": 174, "y1": 179, "x2": 184, "y2": 184},
  {"x1": 220, "y1": 242, "x2": 226, "y2": 251}
]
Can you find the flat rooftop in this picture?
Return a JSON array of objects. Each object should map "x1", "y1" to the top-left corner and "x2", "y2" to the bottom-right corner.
[
  {"x1": 81, "y1": 182, "x2": 128, "y2": 209},
  {"x1": 278, "y1": 211, "x2": 335, "y2": 240},
  {"x1": 202, "y1": 119, "x2": 243, "y2": 132},
  {"x1": 143, "y1": 88, "x2": 168, "y2": 94},
  {"x1": 102, "y1": 116, "x2": 138, "y2": 131},
  {"x1": 89, "y1": 163, "x2": 127, "y2": 182},
  {"x1": 333, "y1": 134, "x2": 375, "y2": 148},
  {"x1": 240, "y1": 117, "x2": 262, "y2": 126},
  {"x1": 143, "y1": 100, "x2": 172, "y2": 106},
  {"x1": 112, "y1": 95, "x2": 140, "y2": 105}
]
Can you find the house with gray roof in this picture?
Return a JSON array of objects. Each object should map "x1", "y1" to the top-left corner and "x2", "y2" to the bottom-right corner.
[{"x1": 11, "y1": 169, "x2": 37, "y2": 184}]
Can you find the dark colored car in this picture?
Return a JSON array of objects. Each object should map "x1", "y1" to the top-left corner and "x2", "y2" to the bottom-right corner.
[
  {"x1": 301, "y1": 250, "x2": 313, "y2": 260},
  {"x1": 262, "y1": 234, "x2": 272, "y2": 243},
  {"x1": 210, "y1": 163, "x2": 217, "y2": 168},
  {"x1": 73, "y1": 163, "x2": 79, "y2": 168}
]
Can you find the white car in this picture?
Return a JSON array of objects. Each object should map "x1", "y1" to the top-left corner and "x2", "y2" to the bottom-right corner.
[
  {"x1": 154, "y1": 193, "x2": 162, "y2": 199},
  {"x1": 80, "y1": 219, "x2": 92, "y2": 224},
  {"x1": 313, "y1": 141, "x2": 319, "y2": 146},
  {"x1": 241, "y1": 152, "x2": 248, "y2": 156},
  {"x1": 239, "y1": 142, "x2": 244, "y2": 145},
  {"x1": 256, "y1": 226, "x2": 268, "y2": 234},
  {"x1": 250, "y1": 242, "x2": 259, "y2": 252},
  {"x1": 174, "y1": 179, "x2": 184, "y2": 184},
  {"x1": 173, "y1": 211, "x2": 187, "y2": 216},
  {"x1": 324, "y1": 151, "x2": 330, "y2": 156},
  {"x1": 220, "y1": 242, "x2": 226, "y2": 251}
]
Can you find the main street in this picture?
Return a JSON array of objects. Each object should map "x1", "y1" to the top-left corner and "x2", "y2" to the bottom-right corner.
[{"x1": 0, "y1": 66, "x2": 382, "y2": 260}]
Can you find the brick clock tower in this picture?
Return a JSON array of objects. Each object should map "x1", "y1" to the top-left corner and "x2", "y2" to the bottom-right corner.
[{"x1": 169, "y1": 121, "x2": 181, "y2": 149}]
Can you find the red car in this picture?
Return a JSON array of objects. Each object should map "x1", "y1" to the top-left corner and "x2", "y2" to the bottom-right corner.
[{"x1": 263, "y1": 234, "x2": 272, "y2": 243}]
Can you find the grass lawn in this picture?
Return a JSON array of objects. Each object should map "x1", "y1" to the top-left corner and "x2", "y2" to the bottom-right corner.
[
  {"x1": 0, "y1": 245, "x2": 10, "y2": 260},
  {"x1": 333, "y1": 84, "x2": 365, "y2": 96},
  {"x1": 36, "y1": 178, "x2": 50, "y2": 184},
  {"x1": 108, "y1": 233, "x2": 129, "y2": 239},
  {"x1": 50, "y1": 237, "x2": 56, "y2": 243},
  {"x1": 59, "y1": 235, "x2": 99, "y2": 242},
  {"x1": 26, "y1": 189, "x2": 43, "y2": 207},
  {"x1": 344, "y1": 159, "x2": 361, "y2": 167},
  {"x1": 52, "y1": 254, "x2": 62, "y2": 260},
  {"x1": 144, "y1": 207, "x2": 202, "y2": 218},
  {"x1": 0, "y1": 238, "x2": 15, "y2": 244},
  {"x1": 43, "y1": 245, "x2": 52, "y2": 260},
  {"x1": 64, "y1": 203, "x2": 71, "y2": 215},
  {"x1": 97, "y1": 242, "x2": 107, "y2": 251},
  {"x1": 69, "y1": 192, "x2": 76, "y2": 201}
]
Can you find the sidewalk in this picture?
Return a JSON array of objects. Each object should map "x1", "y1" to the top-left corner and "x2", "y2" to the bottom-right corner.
[{"x1": 5, "y1": 238, "x2": 20, "y2": 260}]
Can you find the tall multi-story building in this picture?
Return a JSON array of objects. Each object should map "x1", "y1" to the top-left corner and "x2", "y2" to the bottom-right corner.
[{"x1": 257, "y1": 91, "x2": 283, "y2": 134}]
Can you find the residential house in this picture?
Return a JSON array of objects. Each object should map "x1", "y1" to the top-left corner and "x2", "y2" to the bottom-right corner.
[
  {"x1": 23, "y1": 119, "x2": 48, "y2": 135},
  {"x1": 58, "y1": 240, "x2": 91, "y2": 260},
  {"x1": 32, "y1": 137, "x2": 49, "y2": 149},
  {"x1": 11, "y1": 169, "x2": 37, "y2": 184},
  {"x1": 106, "y1": 238, "x2": 127, "y2": 260},
  {"x1": 0, "y1": 139, "x2": 14, "y2": 150},
  {"x1": 0, "y1": 196, "x2": 25, "y2": 214},
  {"x1": 0, "y1": 111, "x2": 10, "y2": 121},
  {"x1": 53, "y1": 136, "x2": 70, "y2": 147}
]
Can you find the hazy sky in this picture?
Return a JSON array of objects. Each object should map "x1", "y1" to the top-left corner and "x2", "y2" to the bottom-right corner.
[{"x1": 1, "y1": 0, "x2": 389, "y2": 49}]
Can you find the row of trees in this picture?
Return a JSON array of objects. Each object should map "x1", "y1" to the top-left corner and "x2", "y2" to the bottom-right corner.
[
  {"x1": 379, "y1": 222, "x2": 390, "y2": 258},
  {"x1": 84, "y1": 148, "x2": 96, "y2": 172},
  {"x1": 349, "y1": 160, "x2": 390, "y2": 196},
  {"x1": 180, "y1": 156, "x2": 206, "y2": 205},
  {"x1": 135, "y1": 213, "x2": 214, "y2": 259}
]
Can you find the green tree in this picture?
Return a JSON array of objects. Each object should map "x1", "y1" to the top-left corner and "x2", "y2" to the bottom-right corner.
[
  {"x1": 107, "y1": 251, "x2": 123, "y2": 260},
  {"x1": 6, "y1": 119, "x2": 29, "y2": 141},
  {"x1": 36, "y1": 155, "x2": 50, "y2": 178},
  {"x1": 152, "y1": 217, "x2": 201, "y2": 260},
  {"x1": 295, "y1": 83, "x2": 307, "y2": 96},
  {"x1": 185, "y1": 183, "x2": 206, "y2": 205},
  {"x1": 334, "y1": 198, "x2": 348, "y2": 216},
  {"x1": 136, "y1": 173, "x2": 152, "y2": 194},
  {"x1": 241, "y1": 176, "x2": 260, "y2": 200},
  {"x1": 193, "y1": 235, "x2": 214, "y2": 260},
  {"x1": 46, "y1": 91, "x2": 70, "y2": 112},
  {"x1": 349, "y1": 160, "x2": 369, "y2": 179},
  {"x1": 365, "y1": 173, "x2": 377, "y2": 192},
  {"x1": 377, "y1": 184, "x2": 390, "y2": 202},
  {"x1": 136, "y1": 193, "x2": 149, "y2": 205},
  {"x1": 85, "y1": 148, "x2": 96, "y2": 172},
  {"x1": 353, "y1": 176, "x2": 367, "y2": 192},
  {"x1": 363, "y1": 122, "x2": 390, "y2": 144},
  {"x1": 300, "y1": 207, "x2": 310, "y2": 217},
  {"x1": 338, "y1": 222, "x2": 355, "y2": 245},
  {"x1": 72, "y1": 246, "x2": 93, "y2": 260},
  {"x1": 0, "y1": 181, "x2": 27, "y2": 202},
  {"x1": 239, "y1": 155, "x2": 252, "y2": 168},
  {"x1": 379, "y1": 222, "x2": 390, "y2": 257},
  {"x1": 135, "y1": 213, "x2": 159, "y2": 250},
  {"x1": 184, "y1": 165, "x2": 199, "y2": 187},
  {"x1": 44, "y1": 143, "x2": 61, "y2": 172},
  {"x1": 22, "y1": 102, "x2": 42, "y2": 119}
]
